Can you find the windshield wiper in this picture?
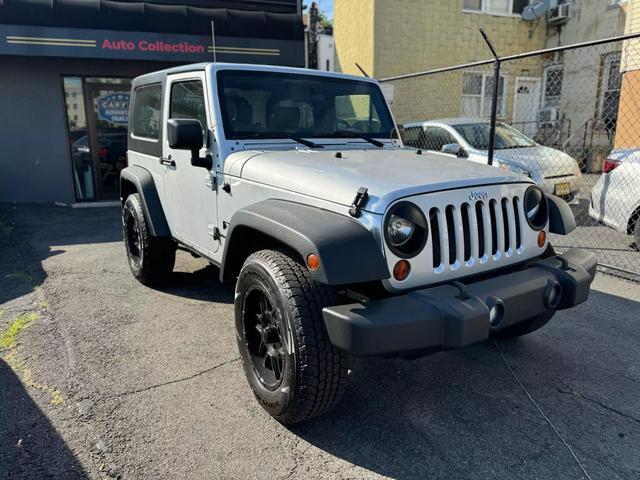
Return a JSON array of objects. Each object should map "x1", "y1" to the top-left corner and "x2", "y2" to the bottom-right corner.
[
  {"x1": 287, "y1": 136, "x2": 324, "y2": 149},
  {"x1": 331, "y1": 130, "x2": 385, "y2": 148}
]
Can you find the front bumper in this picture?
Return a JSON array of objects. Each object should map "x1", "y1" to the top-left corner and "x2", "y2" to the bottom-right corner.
[{"x1": 322, "y1": 248, "x2": 597, "y2": 356}]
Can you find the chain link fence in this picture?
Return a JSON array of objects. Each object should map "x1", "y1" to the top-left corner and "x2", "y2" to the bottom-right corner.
[{"x1": 380, "y1": 34, "x2": 640, "y2": 281}]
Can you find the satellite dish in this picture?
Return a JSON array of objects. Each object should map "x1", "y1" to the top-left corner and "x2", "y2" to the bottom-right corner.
[{"x1": 522, "y1": 0, "x2": 549, "y2": 21}]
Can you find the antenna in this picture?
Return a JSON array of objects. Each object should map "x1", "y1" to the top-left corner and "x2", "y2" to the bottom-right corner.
[
  {"x1": 355, "y1": 62, "x2": 369, "y2": 78},
  {"x1": 210, "y1": 20, "x2": 217, "y2": 62}
]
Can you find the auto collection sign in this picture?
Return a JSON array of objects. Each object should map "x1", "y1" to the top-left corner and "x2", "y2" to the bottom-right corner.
[
  {"x1": 97, "y1": 93, "x2": 130, "y2": 126},
  {"x1": 0, "y1": 24, "x2": 303, "y2": 66}
]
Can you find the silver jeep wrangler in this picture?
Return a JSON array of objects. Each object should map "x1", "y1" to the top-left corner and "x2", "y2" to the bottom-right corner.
[{"x1": 121, "y1": 63, "x2": 596, "y2": 424}]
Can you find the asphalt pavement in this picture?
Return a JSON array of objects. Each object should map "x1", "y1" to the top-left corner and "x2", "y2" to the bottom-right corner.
[{"x1": 1, "y1": 203, "x2": 639, "y2": 480}]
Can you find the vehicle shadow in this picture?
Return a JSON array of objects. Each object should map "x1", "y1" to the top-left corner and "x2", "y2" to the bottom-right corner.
[
  {"x1": 289, "y1": 289, "x2": 640, "y2": 479},
  {"x1": 0, "y1": 359, "x2": 88, "y2": 479},
  {"x1": 150, "y1": 262, "x2": 235, "y2": 304}
]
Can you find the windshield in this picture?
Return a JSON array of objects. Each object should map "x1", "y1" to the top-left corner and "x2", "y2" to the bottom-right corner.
[
  {"x1": 217, "y1": 70, "x2": 395, "y2": 140},
  {"x1": 453, "y1": 122, "x2": 536, "y2": 150}
]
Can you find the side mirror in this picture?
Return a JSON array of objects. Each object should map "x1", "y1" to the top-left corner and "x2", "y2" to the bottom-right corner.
[
  {"x1": 441, "y1": 143, "x2": 466, "y2": 157},
  {"x1": 167, "y1": 118, "x2": 212, "y2": 170}
]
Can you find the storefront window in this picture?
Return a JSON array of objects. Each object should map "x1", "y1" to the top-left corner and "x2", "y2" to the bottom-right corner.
[
  {"x1": 63, "y1": 77, "x2": 94, "y2": 201},
  {"x1": 63, "y1": 76, "x2": 132, "y2": 201}
]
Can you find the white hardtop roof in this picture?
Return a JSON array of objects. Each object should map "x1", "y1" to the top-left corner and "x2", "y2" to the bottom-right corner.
[{"x1": 133, "y1": 62, "x2": 378, "y2": 85}]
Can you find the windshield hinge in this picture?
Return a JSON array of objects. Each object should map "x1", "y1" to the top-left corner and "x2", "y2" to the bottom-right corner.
[{"x1": 349, "y1": 187, "x2": 369, "y2": 218}]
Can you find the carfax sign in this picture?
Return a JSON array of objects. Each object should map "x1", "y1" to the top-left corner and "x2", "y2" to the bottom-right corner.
[
  {"x1": 0, "y1": 24, "x2": 304, "y2": 66},
  {"x1": 97, "y1": 93, "x2": 130, "y2": 126}
]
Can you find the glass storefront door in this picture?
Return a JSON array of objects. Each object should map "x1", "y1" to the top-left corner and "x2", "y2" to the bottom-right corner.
[{"x1": 63, "y1": 77, "x2": 131, "y2": 201}]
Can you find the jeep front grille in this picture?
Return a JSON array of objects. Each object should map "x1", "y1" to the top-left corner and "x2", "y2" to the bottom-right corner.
[{"x1": 428, "y1": 197, "x2": 524, "y2": 271}]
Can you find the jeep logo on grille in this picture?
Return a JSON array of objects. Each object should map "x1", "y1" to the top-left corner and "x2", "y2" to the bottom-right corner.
[{"x1": 468, "y1": 191, "x2": 489, "y2": 201}]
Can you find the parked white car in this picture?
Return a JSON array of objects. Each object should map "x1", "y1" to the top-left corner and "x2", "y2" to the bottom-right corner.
[
  {"x1": 404, "y1": 118, "x2": 582, "y2": 203},
  {"x1": 589, "y1": 149, "x2": 640, "y2": 247}
]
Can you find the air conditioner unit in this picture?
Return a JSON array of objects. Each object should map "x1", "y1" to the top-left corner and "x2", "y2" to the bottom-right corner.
[
  {"x1": 538, "y1": 107, "x2": 561, "y2": 122},
  {"x1": 548, "y1": 4, "x2": 570, "y2": 25}
]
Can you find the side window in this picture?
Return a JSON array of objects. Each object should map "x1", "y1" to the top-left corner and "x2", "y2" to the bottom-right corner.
[
  {"x1": 170, "y1": 80, "x2": 207, "y2": 133},
  {"x1": 132, "y1": 84, "x2": 162, "y2": 139},
  {"x1": 403, "y1": 126, "x2": 425, "y2": 148},
  {"x1": 424, "y1": 127, "x2": 456, "y2": 151}
]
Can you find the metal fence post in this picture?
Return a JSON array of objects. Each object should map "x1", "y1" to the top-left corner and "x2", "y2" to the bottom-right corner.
[{"x1": 480, "y1": 29, "x2": 500, "y2": 166}]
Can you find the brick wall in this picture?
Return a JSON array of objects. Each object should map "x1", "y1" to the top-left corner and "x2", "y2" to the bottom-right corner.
[
  {"x1": 333, "y1": 0, "x2": 375, "y2": 77},
  {"x1": 334, "y1": 0, "x2": 547, "y2": 125}
]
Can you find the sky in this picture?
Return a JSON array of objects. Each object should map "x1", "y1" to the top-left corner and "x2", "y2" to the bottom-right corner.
[{"x1": 303, "y1": 0, "x2": 334, "y2": 19}]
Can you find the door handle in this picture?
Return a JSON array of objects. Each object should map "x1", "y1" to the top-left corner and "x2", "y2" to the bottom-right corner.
[{"x1": 159, "y1": 156, "x2": 175, "y2": 167}]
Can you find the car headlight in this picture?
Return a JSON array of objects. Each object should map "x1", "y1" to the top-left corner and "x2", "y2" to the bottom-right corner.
[
  {"x1": 384, "y1": 202, "x2": 428, "y2": 258},
  {"x1": 497, "y1": 161, "x2": 532, "y2": 178},
  {"x1": 523, "y1": 185, "x2": 549, "y2": 230},
  {"x1": 388, "y1": 214, "x2": 415, "y2": 246}
]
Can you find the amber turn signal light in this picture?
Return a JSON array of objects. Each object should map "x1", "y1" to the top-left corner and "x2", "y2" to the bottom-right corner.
[
  {"x1": 393, "y1": 260, "x2": 411, "y2": 281},
  {"x1": 306, "y1": 253, "x2": 320, "y2": 270},
  {"x1": 537, "y1": 230, "x2": 546, "y2": 248}
]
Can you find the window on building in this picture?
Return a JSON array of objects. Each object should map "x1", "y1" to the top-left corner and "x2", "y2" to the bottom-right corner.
[
  {"x1": 600, "y1": 52, "x2": 622, "y2": 132},
  {"x1": 132, "y1": 84, "x2": 162, "y2": 139},
  {"x1": 461, "y1": 72, "x2": 506, "y2": 118},
  {"x1": 542, "y1": 66, "x2": 563, "y2": 109},
  {"x1": 170, "y1": 80, "x2": 208, "y2": 135},
  {"x1": 463, "y1": 0, "x2": 529, "y2": 15}
]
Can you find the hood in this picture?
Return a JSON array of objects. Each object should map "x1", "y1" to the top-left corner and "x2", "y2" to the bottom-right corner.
[
  {"x1": 225, "y1": 148, "x2": 528, "y2": 214},
  {"x1": 493, "y1": 146, "x2": 580, "y2": 178}
]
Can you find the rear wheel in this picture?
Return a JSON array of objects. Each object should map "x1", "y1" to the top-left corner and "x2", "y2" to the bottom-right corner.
[
  {"x1": 235, "y1": 249, "x2": 352, "y2": 424},
  {"x1": 122, "y1": 193, "x2": 176, "y2": 286}
]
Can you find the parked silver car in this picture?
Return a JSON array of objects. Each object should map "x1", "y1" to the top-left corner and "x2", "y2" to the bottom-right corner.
[
  {"x1": 589, "y1": 149, "x2": 640, "y2": 247},
  {"x1": 403, "y1": 118, "x2": 582, "y2": 203}
]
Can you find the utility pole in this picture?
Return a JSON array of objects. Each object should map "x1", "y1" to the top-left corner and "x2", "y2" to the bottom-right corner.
[
  {"x1": 480, "y1": 28, "x2": 500, "y2": 166},
  {"x1": 308, "y1": 1, "x2": 318, "y2": 69}
]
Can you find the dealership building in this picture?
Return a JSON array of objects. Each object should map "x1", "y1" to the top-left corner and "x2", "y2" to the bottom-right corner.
[{"x1": 0, "y1": 0, "x2": 303, "y2": 203}]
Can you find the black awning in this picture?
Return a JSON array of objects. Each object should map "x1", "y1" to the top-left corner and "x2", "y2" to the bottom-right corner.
[{"x1": 0, "y1": 0, "x2": 303, "y2": 40}]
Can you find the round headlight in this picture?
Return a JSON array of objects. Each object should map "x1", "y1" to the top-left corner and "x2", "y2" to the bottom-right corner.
[
  {"x1": 523, "y1": 185, "x2": 549, "y2": 231},
  {"x1": 388, "y1": 214, "x2": 415, "y2": 246},
  {"x1": 384, "y1": 202, "x2": 428, "y2": 258}
]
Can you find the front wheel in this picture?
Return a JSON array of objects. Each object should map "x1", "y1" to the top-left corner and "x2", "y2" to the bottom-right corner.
[{"x1": 235, "y1": 249, "x2": 352, "y2": 424}]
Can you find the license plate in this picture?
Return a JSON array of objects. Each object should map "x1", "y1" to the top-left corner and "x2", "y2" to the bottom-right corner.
[{"x1": 555, "y1": 182, "x2": 571, "y2": 196}]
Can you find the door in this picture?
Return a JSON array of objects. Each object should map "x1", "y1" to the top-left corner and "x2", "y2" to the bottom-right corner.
[
  {"x1": 513, "y1": 77, "x2": 541, "y2": 138},
  {"x1": 162, "y1": 72, "x2": 219, "y2": 256},
  {"x1": 85, "y1": 82, "x2": 131, "y2": 200}
]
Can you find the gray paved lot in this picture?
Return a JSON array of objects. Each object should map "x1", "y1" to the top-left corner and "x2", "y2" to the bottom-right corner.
[{"x1": 1, "y1": 203, "x2": 639, "y2": 480}]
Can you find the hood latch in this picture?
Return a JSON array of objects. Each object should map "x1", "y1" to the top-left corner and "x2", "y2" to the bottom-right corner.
[{"x1": 349, "y1": 187, "x2": 369, "y2": 218}]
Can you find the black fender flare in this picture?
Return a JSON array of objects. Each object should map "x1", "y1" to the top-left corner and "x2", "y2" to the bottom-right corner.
[
  {"x1": 220, "y1": 199, "x2": 390, "y2": 285},
  {"x1": 119, "y1": 165, "x2": 170, "y2": 237},
  {"x1": 547, "y1": 194, "x2": 576, "y2": 235}
]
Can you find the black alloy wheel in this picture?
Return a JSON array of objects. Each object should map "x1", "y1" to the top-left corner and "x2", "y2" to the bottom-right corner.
[{"x1": 242, "y1": 286, "x2": 288, "y2": 390}]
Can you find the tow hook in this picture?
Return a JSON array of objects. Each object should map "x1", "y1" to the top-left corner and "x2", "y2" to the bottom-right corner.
[{"x1": 349, "y1": 187, "x2": 369, "y2": 218}]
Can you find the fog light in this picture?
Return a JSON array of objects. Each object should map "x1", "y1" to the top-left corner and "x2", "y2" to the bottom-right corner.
[
  {"x1": 306, "y1": 253, "x2": 320, "y2": 270},
  {"x1": 537, "y1": 230, "x2": 546, "y2": 248},
  {"x1": 544, "y1": 281, "x2": 562, "y2": 309},
  {"x1": 489, "y1": 304, "x2": 504, "y2": 326},
  {"x1": 393, "y1": 260, "x2": 411, "y2": 281},
  {"x1": 487, "y1": 297, "x2": 505, "y2": 327}
]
